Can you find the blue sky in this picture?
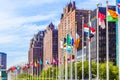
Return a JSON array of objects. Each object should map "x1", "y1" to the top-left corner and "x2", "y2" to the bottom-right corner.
[{"x1": 0, "y1": 0, "x2": 115, "y2": 68}]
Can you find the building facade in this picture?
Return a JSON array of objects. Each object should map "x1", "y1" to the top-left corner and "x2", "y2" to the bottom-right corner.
[
  {"x1": 28, "y1": 31, "x2": 45, "y2": 75},
  {"x1": 58, "y1": 1, "x2": 89, "y2": 63},
  {"x1": 89, "y1": 6, "x2": 116, "y2": 64},
  {"x1": 0, "y1": 52, "x2": 7, "y2": 80},
  {"x1": 43, "y1": 23, "x2": 58, "y2": 70}
]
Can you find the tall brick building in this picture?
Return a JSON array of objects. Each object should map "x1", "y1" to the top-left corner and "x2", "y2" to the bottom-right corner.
[
  {"x1": 43, "y1": 23, "x2": 58, "y2": 70},
  {"x1": 28, "y1": 31, "x2": 44, "y2": 75},
  {"x1": 58, "y1": 1, "x2": 89, "y2": 61}
]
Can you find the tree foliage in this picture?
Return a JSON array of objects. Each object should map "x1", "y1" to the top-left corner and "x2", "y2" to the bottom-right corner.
[{"x1": 15, "y1": 61, "x2": 119, "y2": 80}]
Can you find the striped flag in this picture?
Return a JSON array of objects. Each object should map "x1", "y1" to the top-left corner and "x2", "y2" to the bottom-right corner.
[
  {"x1": 107, "y1": 9, "x2": 118, "y2": 22},
  {"x1": 84, "y1": 23, "x2": 96, "y2": 38}
]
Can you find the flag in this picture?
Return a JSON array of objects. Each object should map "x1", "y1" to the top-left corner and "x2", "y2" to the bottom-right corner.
[
  {"x1": 98, "y1": 12, "x2": 106, "y2": 29},
  {"x1": 84, "y1": 24, "x2": 89, "y2": 36},
  {"x1": 16, "y1": 66, "x2": 21, "y2": 70},
  {"x1": 74, "y1": 38, "x2": 80, "y2": 48},
  {"x1": 107, "y1": 9, "x2": 118, "y2": 22},
  {"x1": 37, "y1": 61, "x2": 40, "y2": 67},
  {"x1": 66, "y1": 46, "x2": 73, "y2": 53},
  {"x1": 84, "y1": 24, "x2": 96, "y2": 38},
  {"x1": 34, "y1": 61, "x2": 37, "y2": 67},
  {"x1": 118, "y1": 0, "x2": 120, "y2": 14},
  {"x1": 60, "y1": 41, "x2": 63, "y2": 49},
  {"x1": 46, "y1": 59, "x2": 49, "y2": 65},
  {"x1": 11, "y1": 66, "x2": 17, "y2": 71},
  {"x1": 63, "y1": 35, "x2": 73, "y2": 53},
  {"x1": 63, "y1": 37, "x2": 67, "y2": 49},
  {"x1": 52, "y1": 58, "x2": 57, "y2": 65},
  {"x1": 90, "y1": 27, "x2": 96, "y2": 37},
  {"x1": 40, "y1": 59, "x2": 43, "y2": 65},
  {"x1": 71, "y1": 38, "x2": 74, "y2": 46},
  {"x1": 22, "y1": 65, "x2": 28, "y2": 70},
  {"x1": 67, "y1": 34, "x2": 72, "y2": 46},
  {"x1": 74, "y1": 33, "x2": 80, "y2": 48}
]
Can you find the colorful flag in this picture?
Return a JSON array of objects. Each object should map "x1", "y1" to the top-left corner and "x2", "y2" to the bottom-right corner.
[
  {"x1": 40, "y1": 59, "x2": 43, "y2": 65},
  {"x1": 74, "y1": 38, "x2": 80, "y2": 48},
  {"x1": 107, "y1": 9, "x2": 118, "y2": 22},
  {"x1": 37, "y1": 63, "x2": 40, "y2": 67},
  {"x1": 37, "y1": 60, "x2": 40, "y2": 67},
  {"x1": 22, "y1": 65, "x2": 27, "y2": 70},
  {"x1": 84, "y1": 23, "x2": 95, "y2": 38},
  {"x1": 34, "y1": 61, "x2": 37, "y2": 67},
  {"x1": 16, "y1": 66, "x2": 21, "y2": 70},
  {"x1": 63, "y1": 37, "x2": 67, "y2": 49},
  {"x1": 66, "y1": 46, "x2": 73, "y2": 53},
  {"x1": 118, "y1": 0, "x2": 120, "y2": 14},
  {"x1": 52, "y1": 58, "x2": 57, "y2": 65},
  {"x1": 11, "y1": 66, "x2": 17, "y2": 71},
  {"x1": 67, "y1": 34, "x2": 72, "y2": 46},
  {"x1": 84, "y1": 24, "x2": 89, "y2": 36},
  {"x1": 90, "y1": 27, "x2": 96, "y2": 36},
  {"x1": 98, "y1": 12, "x2": 106, "y2": 29},
  {"x1": 71, "y1": 38, "x2": 74, "y2": 46}
]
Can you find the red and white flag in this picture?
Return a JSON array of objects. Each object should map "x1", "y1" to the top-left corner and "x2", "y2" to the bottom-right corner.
[{"x1": 98, "y1": 12, "x2": 106, "y2": 29}]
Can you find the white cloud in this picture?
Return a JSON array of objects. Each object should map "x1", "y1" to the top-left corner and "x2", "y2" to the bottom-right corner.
[
  {"x1": 76, "y1": 0, "x2": 116, "y2": 10},
  {"x1": 0, "y1": 35, "x2": 19, "y2": 44},
  {"x1": 0, "y1": 14, "x2": 57, "y2": 30}
]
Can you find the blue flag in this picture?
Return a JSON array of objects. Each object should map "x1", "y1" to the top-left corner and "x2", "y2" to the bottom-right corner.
[{"x1": 118, "y1": 0, "x2": 120, "y2": 14}]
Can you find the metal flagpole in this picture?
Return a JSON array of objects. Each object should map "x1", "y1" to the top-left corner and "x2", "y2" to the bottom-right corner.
[
  {"x1": 75, "y1": 22, "x2": 77, "y2": 80},
  {"x1": 65, "y1": 25, "x2": 68, "y2": 80},
  {"x1": 43, "y1": 65, "x2": 44, "y2": 80},
  {"x1": 70, "y1": 24, "x2": 73, "y2": 80},
  {"x1": 119, "y1": 11, "x2": 120, "y2": 80},
  {"x1": 116, "y1": 0, "x2": 120, "y2": 80},
  {"x1": 49, "y1": 65, "x2": 50, "y2": 80},
  {"x1": 37, "y1": 63, "x2": 38, "y2": 79},
  {"x1": 70, "y1": 54, "x2": 73, "y2": 80},
  {"x1": 119, "y1": 13, "x2": 120, "y2": 80},
  {"x1": 106, "y1": 0, "x2": 109, "y2": 80},
  {"x1": 56, "y1": 60, "x2": 57, "y2": 80},
  {"x1": 82, "y1": 16, "x2": 84, "y2": 80},
  {"x1": 117, "y1": 0, "x2": 120, "y2": 79},
  {"x1": 58, "y1": 46, "x2": 61, "y2": 80},
  {"x1": 65, "y1": 49, "x2": 68, "y2": 80},
  {"x1": 88, "y1": 10, "x2": 92, "y2": 80},
  {"x1": 96, "y1": 3, "x2": 99, "y2": 80}
]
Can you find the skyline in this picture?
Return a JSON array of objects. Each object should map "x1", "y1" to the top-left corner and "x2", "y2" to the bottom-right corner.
[{"x1": 0, "y1": 0, "x2": 115, "y2": 68}]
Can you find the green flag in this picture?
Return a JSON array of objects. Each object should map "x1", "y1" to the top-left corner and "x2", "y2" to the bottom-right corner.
[
  {"x1": 67, "y1": 34, "x2": 71, "y2": 46},
  {"x1": 40, "y1": 59, "x2": 43, "y2": 65},
  {"x1": 107, "y1": 9, "x2": 118, "y2": 22}
]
